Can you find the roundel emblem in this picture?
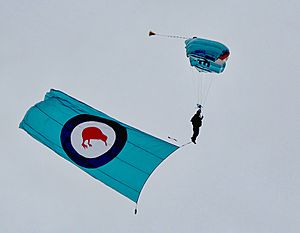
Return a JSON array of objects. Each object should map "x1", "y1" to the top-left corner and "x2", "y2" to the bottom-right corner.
[{"x1": 60, "y1": 114, "x2": 127, "y2": 168}]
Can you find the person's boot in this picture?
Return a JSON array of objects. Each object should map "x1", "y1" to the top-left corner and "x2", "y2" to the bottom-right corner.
[{"x1": 191, "y1": 137, "x2": 196, "y2": 144}]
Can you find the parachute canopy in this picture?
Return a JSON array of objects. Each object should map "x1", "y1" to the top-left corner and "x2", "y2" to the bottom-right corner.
[
  {"x1": 20, "y1": 89, "x2": 178, "y2": 203},
  {"x1": 185, "y1": 37, "x2": 230, "y2": 73}
]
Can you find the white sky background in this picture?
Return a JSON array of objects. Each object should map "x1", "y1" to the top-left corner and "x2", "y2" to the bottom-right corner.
[{"x1": 1, "y1": 0, "x2": 299, "y2": 232}]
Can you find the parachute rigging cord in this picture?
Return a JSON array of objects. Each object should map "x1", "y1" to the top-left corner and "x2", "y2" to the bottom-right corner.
[
  {"x1": 180, "y1": 141, "x2": 192, "y2": 148},
  {"x1": 149, "y1": 31, "x2": 188, "y2": 40},
  {"x1": 194, "y1": 71, "x2": 215, "y2": 107},
  {"x1": 202, "y1": 78, "x2": 214, "y2": 106},
  {"x1": 193, "y1": 70, "x2": 201, "y2": 106},
  {"x1": 167, "y1": 136, "x2": 192, "y2": 148},
  {"x1": 168, "y1": 136, "x2": 178, "y2": 142}
]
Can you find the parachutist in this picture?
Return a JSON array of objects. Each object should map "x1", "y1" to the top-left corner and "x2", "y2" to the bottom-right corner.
[{"x1": 191, "y1": 109, "x2": 204, "y2": 144}]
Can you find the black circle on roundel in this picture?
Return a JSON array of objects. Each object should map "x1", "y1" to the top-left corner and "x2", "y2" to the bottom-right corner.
[{"x1": 60, "y1": 114, "x2": 127, "y2": 168}]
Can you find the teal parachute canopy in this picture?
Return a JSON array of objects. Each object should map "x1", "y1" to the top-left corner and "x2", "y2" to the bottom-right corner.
[
  {"x1": 185, "y1": 37, "x2": 230, "y2": 73},
  {"x1": 19, "y1": 89, "x2": 178, "y2": 203}
]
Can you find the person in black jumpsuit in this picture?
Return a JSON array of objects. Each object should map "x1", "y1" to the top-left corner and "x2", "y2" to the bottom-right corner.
[{"x1": 191, "y1": 108, "x2": 203, "y2": 144}]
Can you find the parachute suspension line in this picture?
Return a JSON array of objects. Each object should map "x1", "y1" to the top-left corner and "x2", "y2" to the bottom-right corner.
[
  {"x1": 193, "y1": 70, "x2": 201, "y2": 107},
  {"x1": 201, "y1": 75, "x2": 207, "y2": 105},
  {"x1": 199, "y1": 73, "x2": 203, "y2": 106},
  {"x1": 149, "y1": 31, "x2": 188, "y2": 40},
  {"x1": 201, "y1": 73, "x2": 206, "y2": 106},
  {"x1": 194, "y1": 72, "x2": 214, "y2": 107},
  {"x1": 202, "y1": 78, "x2": 214, "y2": 106}
]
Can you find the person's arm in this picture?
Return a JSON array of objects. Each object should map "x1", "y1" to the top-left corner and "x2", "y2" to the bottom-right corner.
[{"x1": 191, "y1": 115, "x2": 196, "y2": 122}]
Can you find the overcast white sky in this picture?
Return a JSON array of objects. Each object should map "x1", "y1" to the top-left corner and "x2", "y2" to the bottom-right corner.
[{"x1": 1, "y1": 0, "x2": 299, "y2": 232}]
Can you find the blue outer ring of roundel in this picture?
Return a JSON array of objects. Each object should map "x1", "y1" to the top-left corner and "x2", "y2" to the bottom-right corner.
[{"x1": 60, "y1": 114, "x2": 127, "y2": 168}]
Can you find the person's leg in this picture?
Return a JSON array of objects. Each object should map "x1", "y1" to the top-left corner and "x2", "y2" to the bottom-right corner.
[{"x1": 191, "y1": 127, "x2": 199, "y2": 143}]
